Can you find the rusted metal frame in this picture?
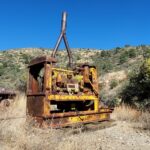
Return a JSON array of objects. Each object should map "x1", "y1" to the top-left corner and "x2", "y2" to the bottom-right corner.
[
  {"x1": 51, "y1": 33, "x2": 63, "y2": 57},
  {"x1": 50, "y1": 118, "x2": 109, "y2": 128},
  {"x1": 41, "y1": 113, "x2": 110, "y2": 128},
  {"x1": 99, "y1": 108, "x2": 112, "y2": 112},
  {"x1": 63, "y1": 33, "x2": 73, "y2": 68},
  {"x1": 52, "y1": 34, "x2": 73, "y2": 68},
  {"x1": 48, "y1": 95, "x2": 98, "y2": 101},
  {"x1": 48, "y1": 98, "x2": 96, "y2": 102},
  {"x1": 52, "y1": 68, "x2": 73, "y2": 73},
  {"x1": 90, "y1": 67, "x2": 99, "y2": 92},
  {"x1": 27, "y1": 68, "x2": 31, "y2": 94},
  {"x1": 44, "y1": 63, "x2": 48, "y2": 92},
  {"x1": 27, "y1": 93, "x2": 46, "y2": 96},
  {"x1": 94, "y1": 99, "x2": 99, "y2": 112},
  {"x1": 44, "y1": 63, "x2": 52, "y2": 92},
  {"x1": 89, "y1": 80, "x2": 99, "y2": 96},
  {"x1": 27, "y1": 68, "x2": 36, "y2": 94},
  {"x1": 42, "y1": 109, "x2": 112, "y2": 119},
  {"x1": 31, "y1": 74, "x2": 39, "y2": 94},
  {"x1": 28, "y1": 56, "x2": 56, "y2": 67},
  {"x1": 43, "y1": 63, "x2": 52, "y2": 116}
]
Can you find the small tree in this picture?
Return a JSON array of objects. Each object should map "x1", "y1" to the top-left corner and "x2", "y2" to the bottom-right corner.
[{"x1": 121, "y1": 58, "x2": 150, "y2": 109}]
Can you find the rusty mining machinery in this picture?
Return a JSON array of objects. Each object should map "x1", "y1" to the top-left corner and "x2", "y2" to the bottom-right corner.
[{"x1": 27, "y1": 12, "x2": 112, "y2": 128}]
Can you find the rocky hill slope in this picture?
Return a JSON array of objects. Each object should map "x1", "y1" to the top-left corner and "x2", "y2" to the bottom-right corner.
[
  {"x1": 0, "y1": 45, "x2": 150, "y2": 102},
  {"x1": 0, "y1": 46, "x2": 150, "y2": 150}
]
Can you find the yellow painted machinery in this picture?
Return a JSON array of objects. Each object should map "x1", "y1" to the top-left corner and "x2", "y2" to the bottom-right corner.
[{"x1": 27, "y1": 12, "x2": 112, "y2": 128}]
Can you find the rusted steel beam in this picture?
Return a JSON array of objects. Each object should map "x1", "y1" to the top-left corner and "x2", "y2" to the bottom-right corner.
[
  {"x1": 27, "y1": 93, "x2": 45, "y2": 96},
  {"x1": 36, "y1": 113, "x2": 111, "y2": 128},
  {"x1": 51, "y1": 12, "x2": 73, "y2": 68},
  {"x1": 43, "y1": 109, "x2": 112, "y2": 119},
  {"x1": 48, "y1": 94, "x2": 98, "y2": 101},
  {"x1": 28, "y1": 56, "x2": 56, "y2": 67}
]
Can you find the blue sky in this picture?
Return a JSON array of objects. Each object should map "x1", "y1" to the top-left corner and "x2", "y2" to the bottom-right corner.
[{"x1": 0, "y1": 0, "x2": 150, "y2": 50}]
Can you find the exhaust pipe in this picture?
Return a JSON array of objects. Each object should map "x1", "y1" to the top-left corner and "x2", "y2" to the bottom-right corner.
[{"x1": 51, "y1": 12, "x2": 73, "y2": 68}]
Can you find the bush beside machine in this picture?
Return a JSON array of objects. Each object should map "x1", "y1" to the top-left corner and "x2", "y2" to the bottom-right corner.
[{"x1": 27, "y1": 12, "x2": 112, "y2": 128}]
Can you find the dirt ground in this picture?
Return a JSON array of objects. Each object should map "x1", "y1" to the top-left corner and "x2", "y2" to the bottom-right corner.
[{"x1": 0, "y1": 95, "x2": 150, "y2": 150}]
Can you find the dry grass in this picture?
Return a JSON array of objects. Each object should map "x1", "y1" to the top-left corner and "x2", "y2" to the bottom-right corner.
[
  {"x1": 112, "y1": 104, "x2": 150, "y2": 130},
  {"x1": 0, "y1": 94, "x2": 26, "y2": 118},
  {"x1": 0, "y1": 95, "x2": 150, "y2": 150},
  {"x1": 0, "y1": 94, "x2": 103, "y2": 150},
  {"x1": 112, "y1": 105, "x2": 140, "y2": 122},
  {"x1": 136, "y1": 111, "x2": 150, "y2": 130}
]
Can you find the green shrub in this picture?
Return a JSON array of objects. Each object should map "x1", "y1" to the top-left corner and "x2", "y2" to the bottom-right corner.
[
  {"x1": 119, "y1": 52, "x2": 128, "y2": 64},
  {"x1": 110, "y1": 79, "x2": 118, "y2": 89},
  {"x1": 121, "y1": 58, "x2": 150, "y2": 110},
  {"x1": 114, "y1": 47, "x2": 121, "y2": 54},
  {"x1": 22, "y1": 54, "x2": 33, "y2": 64},
  {"x1": 101, "y1": 50, "x2": 111, "y2": 57},
  {"x1": 101, "y1": 62, "x2": 113, "y2": 72},
  {"x1": 101, "y1": 51, "x2": 107, "y2": 57},
  {"x1": 128, "y1": 49, "x2": 136, "y2": 58},
  {"x1": 106, "y1": 98, "x2": 121, "y2": 107},
  {"x1": 143, "y1": 49, "x2": 150, "y2": 58}
]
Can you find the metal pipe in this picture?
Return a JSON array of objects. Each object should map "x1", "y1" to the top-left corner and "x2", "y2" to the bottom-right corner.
[
  {"x1": 43, "y1": 110, "x2": 113, "y2": 119},
  {"x1": 61, "y1": 11, "x2": 67, "y2": 33},
  {"x1": 51, "y1": 33, "x2": 63, "y2": 57},
  {"x1": 51, "y1": 11, "x2": 73, "y2": 68},
  {"x1": 63, "y1": 34, "x2": 73, "y2": 68}
]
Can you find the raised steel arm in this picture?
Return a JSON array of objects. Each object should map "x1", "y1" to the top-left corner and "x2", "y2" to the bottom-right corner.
[{"x1": 51, "y1": 12, "x2": 73, "y2": 68}]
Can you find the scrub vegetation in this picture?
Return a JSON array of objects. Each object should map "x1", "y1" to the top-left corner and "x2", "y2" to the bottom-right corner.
[
  {"x1": 1, "y1": 45, "x2": 150, "y2": 110},
  {"x1": 0, "y1": 45, "x2": 150, "y2": 150}
]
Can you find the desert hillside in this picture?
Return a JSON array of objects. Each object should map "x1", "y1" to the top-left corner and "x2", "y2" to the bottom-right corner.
[
  {"x1": 0, "y1": 45, "x2": 150, "y2": 104},
  {"x1": 0, "y1": 46, "x2": 148, "y2": 89},
  {"x1": 0, "y1": 45, "x2": 150, "y2": 150}
]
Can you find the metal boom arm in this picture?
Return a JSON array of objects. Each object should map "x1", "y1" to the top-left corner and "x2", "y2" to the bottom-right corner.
[{"x1": 51, "y1": 12, "x2": 73, "y2": 68}]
